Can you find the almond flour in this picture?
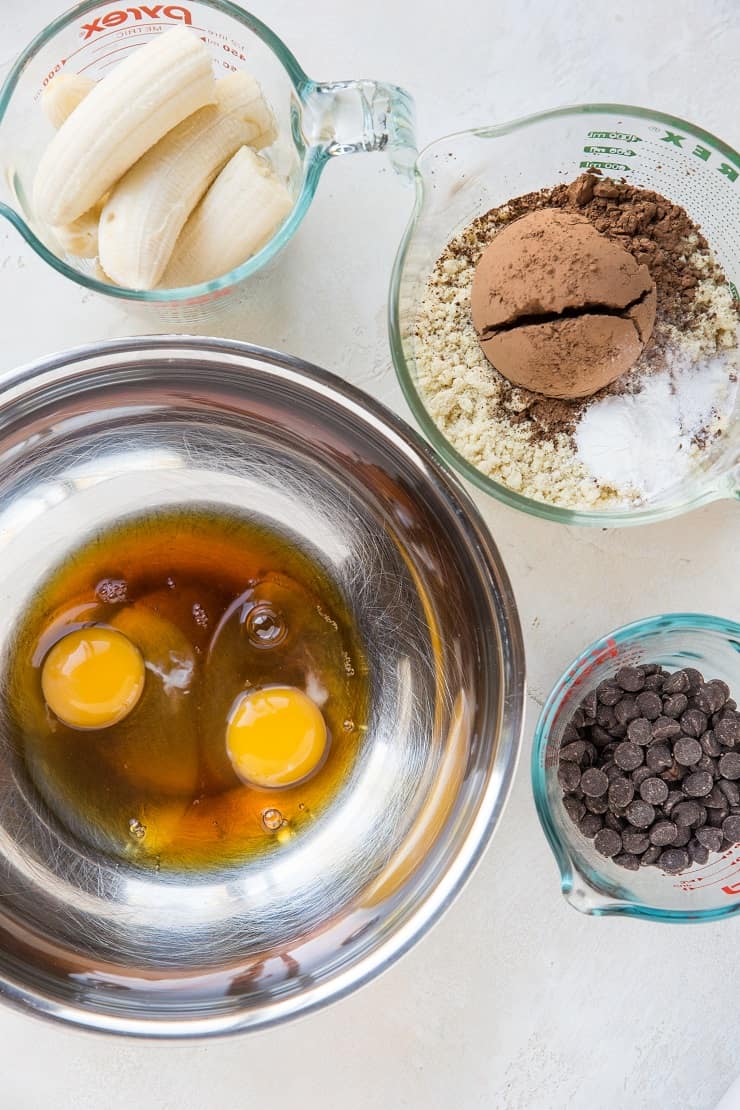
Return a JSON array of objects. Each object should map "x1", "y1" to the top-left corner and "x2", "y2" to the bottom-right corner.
[{"x1": 413, "y1": 177, "x2": 739, "y2": 509}]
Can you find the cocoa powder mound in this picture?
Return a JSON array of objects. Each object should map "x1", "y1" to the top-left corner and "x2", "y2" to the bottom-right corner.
[{"x1": 450, "y1": 173, "x2": 736, "y2": 443}]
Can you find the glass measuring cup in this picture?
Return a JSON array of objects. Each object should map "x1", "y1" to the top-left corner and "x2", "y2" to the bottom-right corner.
[
  {"x1": 0, "y1": 0, "x2": 415, "y2": 322},
  {"x1": 390, "y1": 104, "x2": 740, "y2": 527},
  {"x1": 532, "y1": 614, "x2": 740, "y2": 922}
]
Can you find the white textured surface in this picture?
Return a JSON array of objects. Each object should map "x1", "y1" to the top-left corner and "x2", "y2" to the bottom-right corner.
[{"x1": 1, "y1": 2, "x2": 739, "y2": 1108}]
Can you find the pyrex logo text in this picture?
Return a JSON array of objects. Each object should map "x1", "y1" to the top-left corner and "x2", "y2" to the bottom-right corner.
[{"x1": 81, "y1": 5, "x2": 192, "y2": 38}]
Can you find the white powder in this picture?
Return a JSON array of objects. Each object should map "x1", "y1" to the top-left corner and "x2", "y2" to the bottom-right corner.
[{"x1": 575, "y1": 346, "x2": 739, "y2": 501}]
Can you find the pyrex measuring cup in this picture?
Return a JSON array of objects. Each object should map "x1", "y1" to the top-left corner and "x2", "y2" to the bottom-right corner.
[
  {"x1": 390, "y1": 105, "x2": 740, "y2": 527},
  {"x1": 0, "y1": 0, "x2": 415, "y2": 322},
  {"x1": 533, "y1": 614, "x2": 740, "y2": 922}
]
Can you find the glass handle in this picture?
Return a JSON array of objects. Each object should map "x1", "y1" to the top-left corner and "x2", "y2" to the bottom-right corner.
[{"x1": 304, "y1": 79, "x2": 416, "y2": 178}]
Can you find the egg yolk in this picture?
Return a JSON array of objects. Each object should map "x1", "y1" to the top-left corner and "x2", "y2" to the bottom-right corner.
[
  {"x1": 41, "y1": 627, "x2": 145, "y2": 730},
  {"x1": 226, "y1": 685, "x2": 328, "y2": 789}
]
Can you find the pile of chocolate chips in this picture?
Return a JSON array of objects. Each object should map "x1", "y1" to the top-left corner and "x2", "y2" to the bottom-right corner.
[{"x1": 558, "y1": 664, "x2": 740, "y2": 874}]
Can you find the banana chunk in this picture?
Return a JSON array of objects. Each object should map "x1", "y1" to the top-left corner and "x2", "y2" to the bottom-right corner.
[
  {"x1": 163, "y1": 147, "x2": 292, "y2": 288},
  {"x1": 41, "y1": 73, "x2": 96, "y2": 129},
  {"x1": 34, "y1": 27, "x2": 216, "y2": 227},
  {"x1": 99, "y1": 72, "x2": 277, "y2": 290}
]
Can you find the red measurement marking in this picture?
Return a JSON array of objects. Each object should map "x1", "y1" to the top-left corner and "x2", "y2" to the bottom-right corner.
[{"x1": 63, "y1": 22, "x2": 211, "y2": 65}]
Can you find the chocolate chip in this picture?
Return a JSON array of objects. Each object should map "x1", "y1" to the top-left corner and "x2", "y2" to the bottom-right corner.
[
  {"x1": 608, "y1": 777, "x2": 634, "y2": 809},
  {"x1": 708, "y1": 809, "x2": 727, "y2": 829},
  {"x1": 614, "y1": 697, "x2": 640, "y2": 725},
  {"x1": 591, "y1": 724, "x2": 614, "y2": 747},
  {"x1": 594, "y1": 828, "x2": 622, "y2": 858},
  {"x1": 582, "y1": 691, "x2": 598, "y2": 718},
  {"x1": 585, "y1": 795, "x2": 609, "y2": 814},
  {"x1": 643, "y1": 674, "x2": 665, "y2": 691},
  {"x1": 716, "y1": 719, "x2": 740, "y2": 746},
  {"x1": 650, "y1": 820, "x2": 678, "y2": 846},
  {"x1": 663, "y1": 670, "x2": 690, "y2": 694},
  {"x1": 659, "y1": 848, "x2": 689, "y2": 873},
  {"x1": 616, "y1": 666, "x2": 645, "y2": 692},
  {"x1": 560, "y1": 741, "x2": 587, "y2": 763},
  {"x1": 683, "y1": 668, "x2": 704, "y2": 692},
  {"x1": 695, "y1": 754, "x2": 718, "y2": 777},
  {"x1": 580, "y1": 768, "x2": 609, "y2": 797},
  {"x1": 632, "y1": 765, "x2": 654, "y2": 787},
  {"x1": 640, "y1": 845, "x2": 662, "y2": 866},
  {"x1": 621, "y1": 829, "x2": 650, "y2": 854},
  {"x1": 579, "y1": 814, "x2": 604, "y2": 839},
  {"x1": 696, "y1": 826, "x2": 723, "y2": 852},
  {"x1": 688, "y1": 840, "x2": 709, "y2": 865},
  {"x1": 614, "y1": 742, "x2": 643, "y2": 772},
  {"x1": 627, "y1": 718, "x2": 652, "y2": 745},
  {"x1": 597, "y1": 682, "x2": 622, "y2": 706},
  {"x1": 662, "y1": 693, "x2": 688, "y2": 719},
  {"x1": 561, "y1": 723, "x2": 580, "y2": 744},
  {"x1": 701, "y1": 730, "x2": 722, "y2": 757},
  {"x1": 683, "y1": 770, "x2": 714, "y2": 797},
  {"x1": 722, "y1": 816, "x2": 740, "y2": 844},
  {"x1": 680, "y1": 709, "x2": 709, "y2": 738},
  {"x1": 635, "y1": 691, "x2": 662, "y2": 720},
  {"x1": 604, "y1": 762, "x2": 624, "y2": 780},
  {"x1": 639, "y1": 777, "x2": 669, "y2": 805},
  {"x1": 695, "y1": 682, "x2": 728, "y2": 714},
  {"x1": 614, "y1": 853, "x2": 640, "y2": 871},
  {"x1": 604, "y1": 811, "x2": 624, "y2": 832},
  {"x1": 596, "y1": 704, "x2": 617, "y2": 730},
  {"x1": 719, "y1": 753, "x2": 740, "y2": 780},
  {"x1": 673, "y1": 825, "x2": 692, "y2": 847},
  {"x1": 558, "y1": 763, "x2": 582, "y2": 791},
  {"x1": 646, "y1": 743, "x2": 673, "y2": 772},
  {"x1": 704, "y1": 786, "x2": 729, "y2": 810},
  {"x1": 651, "y1": 717, "x2": 682, "y2": 742},
  {"x1": 643, "y1": 664, "x2": 663, "y2": 676},
  {"x1": 672, "y1": 800, "x2": 704, "y2": 828},
  {"x1": 673, "y1": 737, "x2": 702, "y2": 766},
  {"x1": 626, "y1": 800, "x2": 655, "y2": 828},
  {"x1": 718, "y1": 780, "x2": 740, "y2": 807},
  {"x1": 563, "y1": 796, "x2": 587, "y2": 823},
  {"x1": 663, "y1": 790, "x2": 684, "y2": 816}
]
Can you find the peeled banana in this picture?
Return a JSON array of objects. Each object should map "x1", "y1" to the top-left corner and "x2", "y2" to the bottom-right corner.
[
  {"x1": 34, "y1": 27, "x2": 216, "y2": 226},
  {"x1": 99, "y1": 71, "x2": 278, "y2": 290},
  {"x1": 52, "y1": 209, "x2": 100, "y2": 258},
  {"x1": 163, "y1": 147, "x2": 292, "y2": 287},
  {"x1": 41, "y1": 73, "x2": 96, "y2": 128},
  {"x1": 42, "y1": 74, "x2": 100, "y2": 257}
]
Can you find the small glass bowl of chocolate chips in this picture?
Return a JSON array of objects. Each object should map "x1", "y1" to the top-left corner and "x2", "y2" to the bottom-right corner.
[{"x1": 532, "y1": 613, "x2": 740, "y2": 920}]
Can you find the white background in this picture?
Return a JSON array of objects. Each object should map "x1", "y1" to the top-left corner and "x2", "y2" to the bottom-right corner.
[{"x1": 1, "y1": 1, "x2": 739, "y2": 1107}]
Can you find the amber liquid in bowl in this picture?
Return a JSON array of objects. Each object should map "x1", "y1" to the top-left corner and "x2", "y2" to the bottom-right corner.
[{"x1": 4, "y1": 508, "x2": 369, "y2": 871}]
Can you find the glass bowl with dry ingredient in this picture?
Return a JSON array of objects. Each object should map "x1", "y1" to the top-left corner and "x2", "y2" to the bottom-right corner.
[
  {"x1": 532, "y1": 613, "x2": 740, "y2": 922},
  {"x1": 390, "y1": 104, "x2": 739, "y2": 526}
]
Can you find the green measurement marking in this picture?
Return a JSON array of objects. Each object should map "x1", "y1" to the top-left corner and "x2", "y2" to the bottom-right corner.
[
  {"x1": 579, "y1": 160, "x2": 632, "y2": 172},
  {"x1": 587, "y1": 131, "x2": 641, "y2": 143},
  {"x1": 583, "y1": 145, "x2": 636, "y2": 156}
]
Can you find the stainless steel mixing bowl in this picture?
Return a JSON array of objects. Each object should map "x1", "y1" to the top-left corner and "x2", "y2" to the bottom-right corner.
[{"x1": 0, "y1": 337, "x2": 524, "y2": 1037}]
